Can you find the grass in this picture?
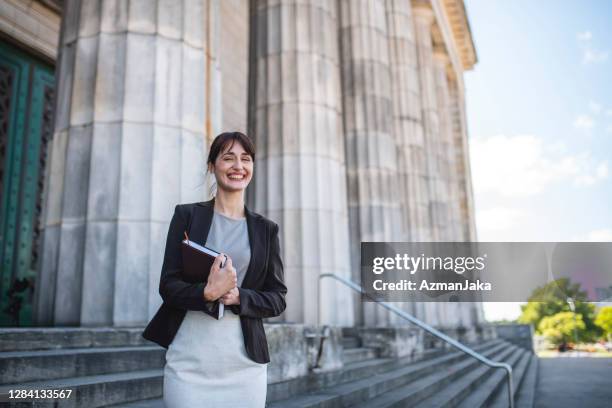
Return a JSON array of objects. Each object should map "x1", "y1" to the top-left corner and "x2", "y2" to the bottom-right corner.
[{"x1": 537, "y1": 349, "x2": 612, "y2": 358}]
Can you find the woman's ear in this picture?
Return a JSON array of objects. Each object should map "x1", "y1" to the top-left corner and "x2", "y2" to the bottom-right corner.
[{"x1": 207, "y1": 163, "x2": 214, "y2": 174}]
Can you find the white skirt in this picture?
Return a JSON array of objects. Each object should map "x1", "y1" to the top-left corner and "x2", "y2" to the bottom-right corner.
[{"x1": 163, "y1": 310, "x2": 268, "y2": 408}]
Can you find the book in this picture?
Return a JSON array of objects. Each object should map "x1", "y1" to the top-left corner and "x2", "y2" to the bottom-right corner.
[{"x1": 181, "y1": 238, "x2": 225, "y2": 319}]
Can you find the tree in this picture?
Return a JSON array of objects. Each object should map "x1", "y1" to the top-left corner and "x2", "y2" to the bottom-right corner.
[
  {"x1": 518, "y1": 278, "x2": 600, "y2": 342},
  {"x1": 538, "y1": 312, "x2": 585, "y2": 346},
  {"x1": 595, "y1": 306, "x2": 612, "y2": 340}
]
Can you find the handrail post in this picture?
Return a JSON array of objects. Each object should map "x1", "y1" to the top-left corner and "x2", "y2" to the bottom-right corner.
[{"x1": 319, "y1": 273, "x2": 514, "y2": 408}]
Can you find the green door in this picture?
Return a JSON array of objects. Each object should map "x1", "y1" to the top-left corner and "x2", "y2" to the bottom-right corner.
[{"x1": 0, "y1": 39, "x2": 55, "y2": 326}]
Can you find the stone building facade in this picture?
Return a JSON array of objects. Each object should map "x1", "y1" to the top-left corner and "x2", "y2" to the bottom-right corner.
[{"x1": 0, "y1": 0, "x2": 483, "y2": 332}]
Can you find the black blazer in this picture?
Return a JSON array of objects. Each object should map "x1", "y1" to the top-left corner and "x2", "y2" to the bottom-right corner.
[{"x1": 142, "y1": 198, "x2": 287, "y2": 364}]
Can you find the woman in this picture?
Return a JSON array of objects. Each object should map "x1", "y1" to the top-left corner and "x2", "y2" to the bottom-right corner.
[{"x1": 142, "y1": 132, "x2": 287, "y2": 407}]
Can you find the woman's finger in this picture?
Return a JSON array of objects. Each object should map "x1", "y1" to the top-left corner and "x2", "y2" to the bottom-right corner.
[{"x1": 212, "y1": 253, "x2": 225, "y2": 269}]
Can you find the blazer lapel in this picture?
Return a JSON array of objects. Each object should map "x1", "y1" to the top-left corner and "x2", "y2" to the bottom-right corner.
[
  {"x1": 195, "y1": 198, "x2": 264, "y2": 289},
  {"x1": 242, "y1": 205, "x2": 264, "y2": 288}
]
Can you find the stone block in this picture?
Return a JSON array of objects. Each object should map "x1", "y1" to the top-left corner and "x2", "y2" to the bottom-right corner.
[
  {"x1": 54, "y1": 222, "x2": 86, "y2": 325},
  {"x1": 44, "y1": 130, "x2": 68, "y2": 226},
  {"x1": 123, "y1": 33, "x2": 155, "y2": 122},
  {"x1": 118, "y1": 123, "x2": 153, "y2": 220},
  {"x1": 62, "y1": 125, "x2": 93, "y2": 219},
  {"x1": 157, "y1": 0, "x2": 183, "y2": 39},
  {"x1": 87, "y1": 122, "x2": 121, "y2": 220},
  {"x1": 113, "y1": 221, "x2": 150, "y2": 326},
  {"x1": 54, "y1": 42, "x2": 76, "y2": 132},
  {"x1": 128, "y1": 0, "x2": 156, "y2": 34},
  {"x1": 181, "y1": 43, "x2": 205, "y2": 133},
  {"x1": 179, "y1": 129, "x2": 206, "y2": 203},
  {"x1": 70, "y1": 36, "x2": 98, "y2": 126},
  {"x1": 33, "y1": 224, "x2": 60, "y2": 325},
  {"x1": 183, "y1": 0, "x2": 204, "y2": 48},
  {"x1": 150, "y1": 125, "x2": 181, "y2": 222},
  {"x1": 495, "y1": 324, "x2": 533, "y2": 351},
  {"x1": 78, "y1": 0, "x2": 101, "y2": 38},
  {"x1": 357, "y1": 326, "x2": 424, "y2": 358},
  {"x1": 61, "y1": 0, "x2": 81, "y2": 45},
  {"x1": 147, "y1": 220, "x2": 167, "y2": 318},
  {"x1": 154, "y1": 36, "x2": 182, "y2": 127},
  {"x1": 265, "y1": 323, "x2": 309, "y2": 383},
  {"x1": 310, "y1": 326, "x2": 343, "y2": 371},
  {"x1": 100, "y1": 0, "x2": 128, "y2": 33},
  {"x1": 94, "y1": 32, "x2": 127, "y2": 122},
  {"x1": 81, "y1": 220, "x2": 117, "y2": 325}
]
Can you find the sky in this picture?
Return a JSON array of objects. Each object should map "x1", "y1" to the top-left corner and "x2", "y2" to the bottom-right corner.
[{"x1": 463, "y1": 0, "x2": 612, "y2": 321}]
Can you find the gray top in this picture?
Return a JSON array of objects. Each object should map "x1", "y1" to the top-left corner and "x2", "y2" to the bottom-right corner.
[{"x1": 204, "y1": 210, "x2": 251, "y2": 286}]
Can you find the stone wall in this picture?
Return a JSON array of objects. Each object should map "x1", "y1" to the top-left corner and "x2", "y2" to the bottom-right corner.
[{"x1": 494, "y1": 324, "x2": 534, "y2": 352}]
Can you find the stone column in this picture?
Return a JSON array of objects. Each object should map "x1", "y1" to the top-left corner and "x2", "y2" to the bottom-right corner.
[
  {"x1": 412, "y1": 2, "x2": 444, "y2": 245},
  {"x1": 248, "y1": 0, "x2": 354, "y2": 326},
  {"x1": 433, "y1": 50, "x2": 458, "y2": 242},
  {"x1": 35, "y1": 0, "x2": 222, "y2": 326},
  {"x1": 385, "y1": 0, "x2": 429, "y2": 243},
  {"x1": 384, "y1": 0, "x2": 426, "y2": 323},
  {"x1": 339, "y1": 0, "x2": 402, "y2": 326},
  {"x1": 411, "y1": 1, "x2": 444, "y2": 327},
  {"x1": 448, "y1": 77, "x2": 485, "y2": 327},
  {"x1": 448, "y1": 79, "x2": 477, "y2": 242}
]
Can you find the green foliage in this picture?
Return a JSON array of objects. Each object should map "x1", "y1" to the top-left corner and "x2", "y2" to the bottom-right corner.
[
  {"x1": 595, "y1": 306, "x2": 612, "y2": 339},
  {"x1": 538, "y1": 312, "x2": 585, "y2": 345},
  {"x1": 518, "y1": 278, "x2": 601, "y2": 342}
]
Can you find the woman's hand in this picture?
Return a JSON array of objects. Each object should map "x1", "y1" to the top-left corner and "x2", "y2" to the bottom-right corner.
[
  {"x1": 220, "y1": 287, "x2": 240, "y2": 305},
  {"x1": 203, "y1": 254, "x2": 237, "y2": 301}
]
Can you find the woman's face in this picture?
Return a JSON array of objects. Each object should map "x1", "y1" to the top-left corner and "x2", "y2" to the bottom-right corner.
[{"x1": 210, "y1": 141, "x2": 253, "y2": 193}]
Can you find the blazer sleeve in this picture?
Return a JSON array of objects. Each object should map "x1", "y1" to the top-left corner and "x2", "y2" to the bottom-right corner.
[
  {"x1": 236, "y1": 222, "x2": 287, "y2": 318},
  {"x1": 158, "y1": 204, "x2": 219, "y2": 317}
]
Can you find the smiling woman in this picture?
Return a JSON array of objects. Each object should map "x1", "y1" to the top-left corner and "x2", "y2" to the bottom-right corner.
[{"x1": 142, "y1": 131, "x2": 287, "y2": 408}]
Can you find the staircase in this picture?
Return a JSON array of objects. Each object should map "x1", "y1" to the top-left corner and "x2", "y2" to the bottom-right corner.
[
  {"x1": 268, "y1": 334, "x2": 538, "y2": 408},
  {"x1": 0, "y1": 328, "x2": 163, "y2": 407},
  {"x1": 0, "y1": 328, "x2": 537, "y2": 407}
]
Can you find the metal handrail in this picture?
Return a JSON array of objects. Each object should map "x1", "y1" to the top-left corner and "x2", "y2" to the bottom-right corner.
[{"x1": 319, "y1": 273, "x2": 514, "y2": 408}]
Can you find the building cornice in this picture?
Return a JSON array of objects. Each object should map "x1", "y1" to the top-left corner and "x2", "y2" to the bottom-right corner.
[{"x1": 440, "y1": 0, "x2": 478, "y2": 70}]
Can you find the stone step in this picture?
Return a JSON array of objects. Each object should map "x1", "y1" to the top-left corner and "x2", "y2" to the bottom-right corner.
[
  {"x1": 0, "y1": 345, "x2": 165, "y2": 384},
  {"x1": 418, "y1": 345, "x2": 524, "y2": 408},
  {"x1": 108, "y1": 398, "x2": 165, "y2": 408},
  {"x1": 268, "y1": 340, "x2": 499, "y2": 403},
  {"x1": 108, "y1": 352, "x2": 469, "y2": 408},
  {"x1": 357, "y1": 343, "x2": 516, "y2": 408},
  {"x1": 514, "y1": 354, "x2": 538, "y2": 408},
  {"x1": 0, "y1": 327, "x2": 149, "y2": 352},
  {"x1": 0, "y1": 369, "x2": 162, "y2": 408},
  {"x1": 267, "y1": 341, "x2": 508, "y2": 408},
  {"x1": 341, "y1": 347, "x2": 377, "y2": 365},
  {"x1": 113, "y1": 340, "x2": 512, "y2": 408},
  {"x1": 484, "y1": 349, "x2": 533, "y2": 408}
]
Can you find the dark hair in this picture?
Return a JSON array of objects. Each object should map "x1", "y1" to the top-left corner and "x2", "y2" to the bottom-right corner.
[
  {"x1": 207, "y1": 131, "x2": 256, "y2": 166},
  {"x1": 204, "y1": 132, "x2": 255, "y2": 197}
]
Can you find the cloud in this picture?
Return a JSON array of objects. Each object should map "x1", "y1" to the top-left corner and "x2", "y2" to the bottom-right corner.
[
  {"x1": 606, "y1": 109, "x2": 612, "y2": 117},
  {"x1": 573, "y1": 114, "x2": 594, "y2": 130},
  {"x1": 589, "y1": 101, "x2": 602, "y2": 114},
  {"x1": 606, "y1": 125, "x2": 612, "y2": 133},
  {"x1": 576, "y1": 31, "x2": 608, "y2": 64},
  {"x1": 578, "y1": 229, "x2": 612, "y2": 242},
  {"x1": 470, "y1": 134, "x2": 609, "y2": 197},
  {"x1": 476, "y1": 207, "x2": 524, "y2": 232},
  {"x1": 582, "y1": 48, "x2": 609, "y2": 64},
  {"x1": 577, "y1": 31, "x2": 592, "y2": 41},
  {"x1": 575, "y1": 161, "x2": 608, "y2": 185}
]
